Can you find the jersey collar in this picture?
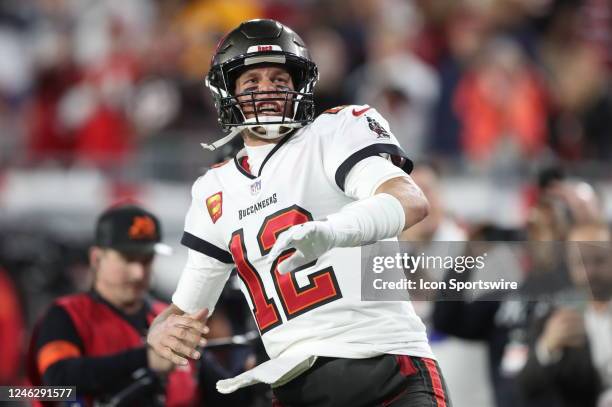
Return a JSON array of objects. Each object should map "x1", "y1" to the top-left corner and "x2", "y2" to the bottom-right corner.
[{"x1": 233, "y1": 131, "x2": 295, "y2": 179}]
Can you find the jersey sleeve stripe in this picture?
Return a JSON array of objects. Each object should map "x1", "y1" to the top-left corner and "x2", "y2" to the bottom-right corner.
[
  {"x1": 335, "y1": 144, "x2": 414, "y2": 191},
  {"x1": 181, "y1": 232, "x2": 234, "y2": 264}
]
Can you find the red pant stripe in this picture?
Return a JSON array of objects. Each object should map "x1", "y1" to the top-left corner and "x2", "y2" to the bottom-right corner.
[
  {"x1": 395, "y1": 355, "x2": 418, "y2": 377},
  {"x1": 423, "y1": 358, "x2": 447, "y2": 407}
]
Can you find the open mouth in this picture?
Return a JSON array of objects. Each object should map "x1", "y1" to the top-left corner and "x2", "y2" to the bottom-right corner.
[{"x1": 256, "y1": 102, "x2": 283, "y2": 115}]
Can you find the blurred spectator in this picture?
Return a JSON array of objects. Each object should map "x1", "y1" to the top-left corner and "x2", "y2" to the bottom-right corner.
[
  {"x1": 69, "y1": 0, "x2": 156, "y2": 68},
  {"x1": 306, "y1": 27, "x2": 351, "y2": 113},
  {"x1": 453, "y1": 37, "x2": 548, "y2": 166},
  {"x1": 26, "y1": 48, "x2": 81, "y2": 165},
  {"x1": 306, "y1": 0, "x2": 374, "y2": 73},
  {"x1": 171, "y1": 0, "x2": 262, "y2": 81},
  {"x1": 24, "y1": 1, "x2": 147, "y2": 168},
  {"x1": 426, "y1": 1, "x2": 497, "y2": 159},
  {"x1": 0, "y1": 5, "x2": 32, "y2": 165},
  {"x1": 71, "y1": 18, "x2": 142, "y2": 167},
  {"x1": 533, "y1": 0, "x2": 612, "y2": 161},
  {"x1": 1, "y1": 0, "x2": 610, "y2": 173},
  {"x1": 432, "y1": 225, "x2": 540, "y2": 407},
  {"x1": 433, "y1": 174, "x2": 605, "y2": 407},
  {"x1": 545, "y1": 44, "x2": 612, "y2": 162},
  {"x1": 525, "y1": 167, "x2": 605, "y2": 242},
  {"x1": 348, "y1": 6, "x2": 440, "y2": 159},
  {"x1": 27, "y1": 204, "x2": 199, "y2": 406},
  {"x1": 518, "y1": 223, "x2": 612, "y2": 407},
  {"x1": 0, "y1": 267, "x2": 25, "y2": 385}
]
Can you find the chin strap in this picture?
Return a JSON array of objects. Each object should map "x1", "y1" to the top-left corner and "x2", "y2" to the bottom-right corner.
[
  {"x1": 201, "y1": 119, "x2": 303, "y2": 151},
  {"x1": 200, "y1": 127, "x2": 243, "y2": 151}
]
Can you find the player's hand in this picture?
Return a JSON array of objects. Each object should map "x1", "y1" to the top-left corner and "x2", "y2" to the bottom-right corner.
[
  {"x1": 147, "y1": 346, "x2": 175, "y2": 374},
  {"x1": 147, "y1": 308, "x2": 209, "y2": 366},
  {"x1": 540, "y1": 308, "x2": 586, "y2": 353},
  {"x1": 269, "y1": 221, "x2": 335, "y2": 274}
]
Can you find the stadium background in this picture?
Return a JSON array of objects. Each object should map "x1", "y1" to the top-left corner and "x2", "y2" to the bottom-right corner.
[{"x1": 0, "y1": 0, "x2": 610, "y2": 405}]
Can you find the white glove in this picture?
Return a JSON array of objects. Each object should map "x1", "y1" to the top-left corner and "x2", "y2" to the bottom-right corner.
[
  {"x1": 269, "y1": 193, "x2": 406, "y2": 275},
  {"x1": 269, "y1": 221, "x2": 335, "y2": 274}
]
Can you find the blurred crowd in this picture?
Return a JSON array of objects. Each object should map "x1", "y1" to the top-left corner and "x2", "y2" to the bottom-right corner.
[
  {"x1": 0, "y1": 0, "x2": 610, "y2": 175},
  {"x1": 0, "y1": 0, "x2": 611, "y2": 406},
  {"x1": 406, "y1": 162, "x2": 611, "y2": 407}
]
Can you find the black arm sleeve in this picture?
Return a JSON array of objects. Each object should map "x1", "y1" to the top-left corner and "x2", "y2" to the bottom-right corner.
[{"x1": 36, "y1": 305, "x2": 148, "y2": 394}]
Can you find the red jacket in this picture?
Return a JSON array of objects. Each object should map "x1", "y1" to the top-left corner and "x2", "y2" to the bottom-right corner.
[{"x1": 28, "y1": 293, "x2": 198, "y2": 406}]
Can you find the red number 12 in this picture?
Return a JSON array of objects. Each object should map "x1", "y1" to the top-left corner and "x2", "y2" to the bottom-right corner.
[{"x1": 229, "y1": 205, "x2": 342, "y2": 333}]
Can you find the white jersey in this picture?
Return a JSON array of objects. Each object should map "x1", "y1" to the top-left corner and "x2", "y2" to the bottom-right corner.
[{"x1": 173, "y1": 105, "x2": 434, "y2": 392}]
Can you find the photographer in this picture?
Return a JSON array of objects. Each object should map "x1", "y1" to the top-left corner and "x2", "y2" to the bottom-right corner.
[{"x1": 517, "y1": 223, "x2": 611, "y2": 407}]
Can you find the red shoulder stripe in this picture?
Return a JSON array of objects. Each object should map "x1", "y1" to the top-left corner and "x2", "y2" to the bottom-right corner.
[{"x1": 322, "y1": 105, "x2": 349, "y2": 115}]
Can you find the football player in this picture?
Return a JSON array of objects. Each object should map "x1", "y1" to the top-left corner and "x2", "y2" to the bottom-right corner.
[{"x1": 148, "y1": 19, "x2": 451, "y2": 406}]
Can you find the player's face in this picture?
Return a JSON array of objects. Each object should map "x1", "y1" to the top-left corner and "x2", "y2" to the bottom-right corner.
[
  {"x1": 234, "y1": 65, "x2": 295, "y2": 120},
  {"x1": 91, "y1": 247, "x2": 154, "y2": 313}
]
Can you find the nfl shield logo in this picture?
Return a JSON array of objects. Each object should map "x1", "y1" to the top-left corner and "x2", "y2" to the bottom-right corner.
[{"x1": 250, "y1": 180, "x2": 261, "y2": 195}]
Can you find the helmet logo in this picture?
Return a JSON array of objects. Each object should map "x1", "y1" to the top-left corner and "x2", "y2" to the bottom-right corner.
[{"x1": 247, "y1": 44, "x2": 283, "y2": 53}]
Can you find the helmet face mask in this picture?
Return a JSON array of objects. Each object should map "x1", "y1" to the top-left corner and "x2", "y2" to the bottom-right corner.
[{"x1": 205, "y1": 20, "x2": 318, "y2": 141}]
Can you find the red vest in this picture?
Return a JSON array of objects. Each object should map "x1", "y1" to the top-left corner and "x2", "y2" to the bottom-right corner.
[{"x1": 29, "y1": 293, "x2": 198, "y2": 406}]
